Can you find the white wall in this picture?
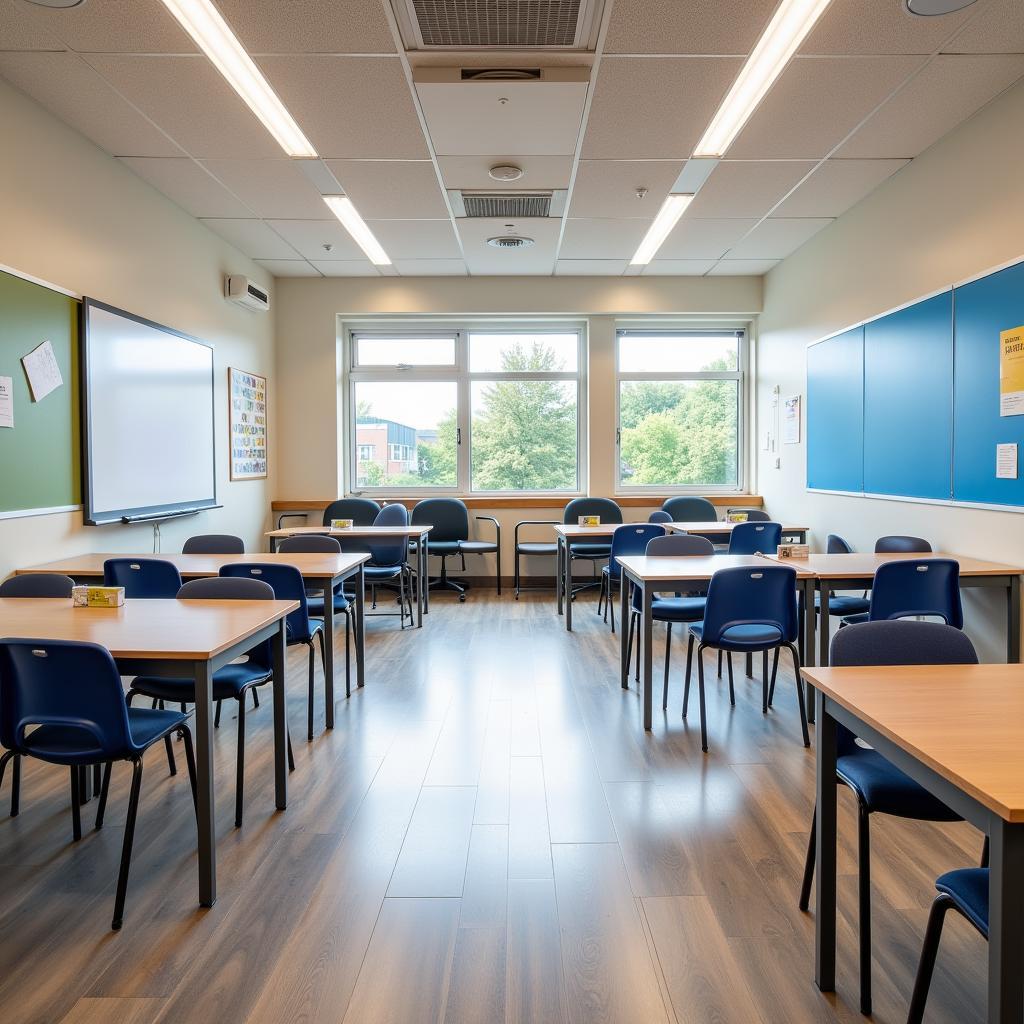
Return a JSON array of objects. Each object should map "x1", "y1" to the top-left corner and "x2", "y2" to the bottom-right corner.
[
  {"x1": 0, "y1": 79, "x2": 276, "y2": 580},
  {"x1": 756, "y1": 79, "x2": 1024, "y2": 660}
]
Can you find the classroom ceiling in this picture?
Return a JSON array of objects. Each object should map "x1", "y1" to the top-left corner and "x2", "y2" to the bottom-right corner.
[{"x1": 1, "y1": 0, "x2": 1022, "y2": 278}]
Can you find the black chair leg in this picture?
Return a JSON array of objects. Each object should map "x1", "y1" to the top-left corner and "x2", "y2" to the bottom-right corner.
[
  {"x1": 287, "y1": 730, "x2": 295, "y2": 772},
  {"x1": 514, "y1": 549, "x2": 520, "y2": 599},
  {"x1": 682, "y1": 634, "x2": 695, "y2": 717},
  {"x1": 252, "y1": 688, "x2": 260, "y2": 710},
  {"x1": 215, "y1": 699, "x2": 222, "y2": 729},
  {"x1": 726, "y1": 651, "x2": 735, "y2": 705},
  {"x1": 111, "y1": 758, "x2": 144, "y2": 930},
  {"x1": 70, "y1": 767, "x2": 82, "y2": 842},
  {"x1": 179, "y1": 726, "x2": 198, "y2": 816},
  {"x1": 235, "y1": 697, "x2": 246, "y2": 828},
  {"x1": 345, "y1": 611, "x2": 352, "y2": 700},
  {"x1": 746, "y1": 652, "x2": 753, "y2": 678},
  {"x1": 164, "y1": 733, "x2": 178, "y2": 777},
  {"x1": 609, "y1": 580, "x2": 616, "y2": 633},
  {"x1": 799, "y1": 807, "x2": 816, "y2": 911},
  {"x1": 858, "y1": 800, "x2": 872, "y2": 1017},
  {"x1": 95, "y1": 761, "x2": 112, "y2": 829},
  {"x1": 906, "y1": 895, "x2": 955, "y2": 1024},
  {"x1": 662, "y1": 623, "x2": 672, "y2": 709},
  {"x1": 0, "y1": 751, "x2": 13, "y2": 815},
  {"x1": 307, "y1": 642, "x2": 315, "y2": 742},
  {"x1": 768, "y1": 648, "x2": 780, "y2": 708},
  {"x1": 717, "y1": 649, "x2": 723, "y2": 678},
  {"x1": 625, "y1": 613, "x2": 636, "y2": 687},
  {"x1": 786, "y1": 642, "x2": 810, "y2": 747},
  {"x1": 10, "y1": 753, "x2": 20, "y2": 817},
  {"x1": 981, "y1": 834, "x2": 989, "y2": 867},
  {"x1": 93, "y1": 763, "x2": 102, "y2": 793},
  {"x1": 696, "y1": 644, "x2": 709, "y2": 752}
]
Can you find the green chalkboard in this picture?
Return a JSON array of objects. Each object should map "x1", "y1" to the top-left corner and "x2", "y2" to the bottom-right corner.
[{"x1": 0, "y1": 269, "x2": 80, "y2": 514}]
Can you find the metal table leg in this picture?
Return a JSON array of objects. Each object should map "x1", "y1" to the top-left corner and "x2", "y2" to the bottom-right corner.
[
  {"x1": 814, "y1": 693, "x2": 838, "y2": 993},
  {"x1": 620, "y1": 569, "x2": 630, "y2": 690},
  {"x1": 355, "y1": 564, "x2": 366, "y2": 688},
  {"x1": 192, "y1": 658, "x2": 216, "y2": 907},
  {"x1": 642, "y1": 582, "x2": 653, "y2": 731},
  {"x1": 323, "y1": 576, "x2": 335, "y2": 729},
  {"x1": 557, "y1": 535, "x2": 565, "y2": 615},
  {"x1": 1008, "y1": 574, "x2": 1021, "y2": 663},
  {"x1": 272, "y1": 619, "x2": 288, "y2": 810},
  {"x1": 566, "y1": 540, "x2": 574, "y2": 632},
  {"x1": 803, "y1": 577, "x2": 817, "y2": 722},
  {"x1": 987, "y1": 818, "x2": 1024, "y2": 1023}
]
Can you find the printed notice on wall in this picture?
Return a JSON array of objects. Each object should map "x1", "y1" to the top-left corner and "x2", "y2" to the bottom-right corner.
[
  {"x1": 1000, "y1": 325, "x2": 1024, "y2": 416},
  {"x1": 997, "y1": 443, "x2": 1018, "y2": 480},
  {"x1": 0, "y1": 376, "x2": 13, "y2": 428},
  {"x1": 782, "y1": 395, "x2": 801, "y2": 444},
  {"x1": 229, "y1": 367, "x2": 268, "y2": 480},
  {"x1": 21, "y1": 340, "x2": 63, "y2": 402}
]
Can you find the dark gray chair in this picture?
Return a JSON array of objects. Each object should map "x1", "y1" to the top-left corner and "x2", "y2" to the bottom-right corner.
[
  {"x1": 727, "y1": 507, "x2": 771, "y2": 522},
  {"x1": 322, "y1": 498, "x2": 380, "y2": 527},
  {"x1": 412, "y1": 498, "x2": 500, "y2": 599},
  {"x1": 647, "y1": 511, "x2": 673, "y2": 524},
  {"x1": 662, "y1": 496, "x2": 717, "y2": 522},
  {"x1": 514, "y1": 520, "x2": 558, "y2": 598},
  {"x1": 563, "y1": 497, "x2": 622, "y2": 599},
  {"x1": 875, "y1": 535, "x2": 931, "y2": 553},
  {"x1": 0, "y1": 573, "x2": 74, "y2": 598},
  {"x1": 182, "y1": 534, "x2": 244, "y2": 554}
]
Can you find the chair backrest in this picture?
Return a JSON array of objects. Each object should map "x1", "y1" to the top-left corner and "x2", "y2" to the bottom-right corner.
[
  {"x1": 868, "y1": 558, "x2": 963, "y2": 628},
  {"x1": 182, "y1": 534, "x2": 245, "y2": 554},
  {"x1": 607, "y1": 524, "x2": 665, "y2": 579},
  {"x1": 875, "y1": 535, "x2": 932, "y2": 553},
  {"x1": 322, "y1": 498, "x2": 380, "y2": 527},
  {"x1": 277, "y1": 535, "x2": 343, "y2": 554},
  {"x1": 647, "y1": 510, "x2": 673, "y2": 524},
  {"x1": 831, "y1": 620, "x2": 977, "y2": 755},
  {"x1": 646, "y1": 534, "x2": 715, "y2": 557},
  {"x1": 178, "y1": 576, "x2": 275, "y2": 669},
  {"x1": 0, "y1": 573, "x2": 75, "y2": 598},
  {"x1": 0, "y1": 638, "x2": 135, "y2": 759},
  {"x1": 411, "y1": 497, "x2": 469, "y2": 543},
  {"x1": 662, "y1": 496, "x2": 717, "y2": 522},
  {"x1": 701, "y1": 564, "x2": 799, "y2": 645},
  {"x1": 103, "y1": 558, "x2": 183, "y2": 598},
  {"x1": 368, "y1": 502, "x2": 409, "y2": 566},
  {"x1": 563, "y1": 497, "x2": 623, "y2": 525},
  {"x1": 218, "y1": 562, "x2": 313, "y2": 642},
  {"x1": 728, "y1": 508, "x2": 771, "y2": 522},
  {"x1": 826, "y1": 534, "x2": 854, "y2": 554},
  {"x1": 728, "y1": 521, "x2": 782, "y2": 555}
]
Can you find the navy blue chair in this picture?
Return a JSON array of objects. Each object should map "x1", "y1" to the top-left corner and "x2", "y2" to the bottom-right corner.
[
  {"x1": 798, "y1": 620, "x2": 979, "y2": 1017},
  {"x1": 126, "y1": 577, "x2": 294, "y2": 828},
  {"x1": 815, "y1": 535, "x2": 871, "y2": 619},
  {"x1": 647, "y1": 510, "x2": 672, "y2": 524},
  {"x1": 365, "y1": 503, "x2": 414, "y2": 628},
  {"x1": 322, "y1": 498, "x2": 379, "y2": 527},
  {"x1": 662, "y1": 496, "x2": 717, "y2": 522},
  {"x1": 0, "y1": 573, "x2": 75, "y2": 598},
  {"x1": 875, "y1": 535, "x2": 931, "y2": 553},
  {"x1": 182, "y1": 534, "x2": 244, "y2": 554},
  {"x1": 513, "y1": 520, "x2": 558, "y2": 598},
  {"x1": 842, "y1": 558, "x2": 963, "y2": 629},
  {"x1": 685, "y1": 564, "x2": 808, "y2": 752},
  {"x1": 563, "y1": 498, "x2": 622, "y2": 599},
  {"x1": 596, "y1": 523, "x2": 666, "y2": 632},
  {"x1": 103, "y1": 558, "x2": 182, "y2": 598},
  {"x1": 0, "y1": 638, "x2": 197, "y2": 929},
  {"x1": 727, "y1": 521, "x2": 782, "y2": 555},
  {"x1": 220, "y1": 563, "x2": 327, "y2": 740}
]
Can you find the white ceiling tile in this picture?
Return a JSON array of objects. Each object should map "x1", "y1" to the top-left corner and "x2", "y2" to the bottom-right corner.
[
  {"x1": 255, "y1": 259, "x2": 321, "y2": 277},
  {"x1": 258, "y1": 56, "x2": 428, "y2": 159},
  {"x1": 727, "y1": 56, "x2": 924, "y2": 159},
  {"x1": 708, "y1": 259, "x2": 779, "y2": 276},
  {"x1": 605, "y1": 0, "x2": 779, "y2": 55},
  {"x1": 326, "y1": 160, "x2": 448, "y2": 219},
  {"x1": 393, "y1": 260, "x2": 467, "y2": 276},
  {"x1": 459, "y1": 218, "x2": 560, "y2": 275},
  {"x1": 568, "y1": 160, "x2": 682, "y2": 218},
  {"x1": 200, "y1": 219, "x2": 301, "y2": 259},
  {"x1": 308, "y1": 259, "x2": 379, "y2": 276},
  {"x1": 367, "y1": 220, "x2": 461, "y2": 260},
  {"x1": 84, "y1": 54, "x2": 283, "y2": 158},
  {"x1": 773, "y1": 158, "x2": 909, "y2": 217},
  {"x1": 555, "y1": 260, "x2": 629, "y2": 275},
  {"x1": 200, "y1": 159, "x2": 329, "y2": 219},
  {"x1": 642, "y1": 260, "x2": 716, "y2": 275},
  {"x1": 0, "y1": 51, "x2": 185, "y2": 157},
  {"x1": 266, "y1": 219, "x2": 365, "y2": 260},
  {"x1": 438, "y1": 154, "x2": 573, "y2": 191},
  {"x1": 119, "y1": 157, "x2": 253, "y2": 217},
  {"x1": 801, "y1": 0, "x2": 977, "y2": 55},
  {"x1": 17, "y1": 0, "x2": 197, "y2": 53},
  {"x1": 946, "y1": 0, "x2": 1024, "y2": 54},
  {"x1": 658, "y1": 218, "x2": 758, "y2": 259},
  {"x1": 582, "y1": 57, "x2": 744, "y2": 159},
  {"x1": 0, "y1": 0, "x2": 65, "y2": 49},
  {"x1": 686, "y1": 161, "x2": 815, "y2": 219},
  {"x1": 726, "y1": 218, "x2": 833, "y2": 259},
  {"x1": 559, "y1": 219, "x2": 652, "y2": 260},
  {"x1": 839, "y1": 54, "x2": 1024, "y2": 159},
  {"x1": 214, "y1": 0, "x2": 396, "y2": 54}
]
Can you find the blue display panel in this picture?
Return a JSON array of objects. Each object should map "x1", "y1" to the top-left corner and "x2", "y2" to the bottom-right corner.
[
  {"x1": 806, "y1": 327, "x2": 864, "y2": 492},
  {"x1": 953, "y1": 260, "x2": 1024, "y2": 506},
  {"x1": 863, "y1": 291, "x2": 953, "y2": 500}
]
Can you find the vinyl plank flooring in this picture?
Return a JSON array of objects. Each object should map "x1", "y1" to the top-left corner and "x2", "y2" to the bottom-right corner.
[
  {"x1": 507, "y1": 756, "x2": 552, "y2": 880},
  {"x1": 59, "y1": 997, "x2": 165, "y2": 1024},
  {"x1": 474, "y1": 700, "x2": 511, "y2": 824},
  {"x1": 443, "y1": 926, "x2": 506, "y2": 1024},
  {"x1": 506, "y1": 878, "x2": 568, "y2": 1024},
  {"x1": 460, "y1": 824, "x2": 508, "y2": 929}
]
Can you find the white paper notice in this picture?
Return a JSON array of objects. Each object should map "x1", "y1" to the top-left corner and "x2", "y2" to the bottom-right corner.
[
  {"x1": 21, "y1": 340, "x2": 63, "y2": 402},
  {"x1": 997, "y1": 443, "x2": 1018, "y2": 480},
  {"x1": 0, "y1": 376, "x2": 13, "y2": 428}
]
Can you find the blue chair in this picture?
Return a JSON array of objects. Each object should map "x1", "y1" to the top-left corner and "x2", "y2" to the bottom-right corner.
[
  {"x1": 103, "y1": 558, "x2": 182, "y2": 598},
  {"x1": 596, "y1": 523, "x2": 666, "y2": 631},
  {"x1": 322, "y1": 498, "x2": 379, "y2": 527},
  {"x1": 685, "y1": 564, "x2": 808, "y2": 752},
  {"x1": 814, "y1": 534, "x2": 871, "y2": 619},
  {"x1": 0, "y1": 638, "x2": 197, "y2": 929},
  {"x1": 727, "y1": 521, "x2": 782, "y2": 554},
  {"x1": 364, "y1": 503, "x2": 414, "y2": 629},
  {"x1": 0, "y1": 573, "x2": 75, "y2": 598},
  {"x1": 647, "y1": 510, "x2": 672, "y2": 524},
  {"x1": 563, "y1": 497, "x2": 622, "y2": 599},
  {"x1": 727, "y1": 508, "x2": 771, "y2": 522},
  {"x1": 182, "y1": 534, "x2": 244, "y2": 554},
  {"x1": 875, "y1": 535, "x2": 931, "y2": 553},
  {"x1": 126, "y1": 577, "x2": 294, "y2": 828},
  {"x1": 412, "y1": 498, "x2": 500, "y2": 599},
  {"x1": 220, "y1": 563, "x2": 327, "y2": 740},
  {"x1": 662, "y1": 496, "x2": 717, "y2": 522},
  {"x1": 797, "y1": 620, "x2": 979, "y2": 1017},
  {"x1": 513, "y1": 520, "x2": 559, "y2": 598},
  {"x1": 841, "y1": 558, "x2": 962, "y2": 628}
]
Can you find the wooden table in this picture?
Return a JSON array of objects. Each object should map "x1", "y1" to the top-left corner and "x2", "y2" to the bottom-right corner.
[
  {"x1": 803, "y1": 663, "x2": 1024, "y2": 1023},
  {"x1": 0, "y1": 596, "x2": 297, "y2": 908},
  {"x1": 615, "y1": 554, "x2": 817, "y2": 731},
  {"x1": 265, "y1": 524, "x2": 432, "y2": 627},
  {"x1": 667, "y1": 520, "x2": 809, "y2": 543},
  {"x1": 16, "y1": 551, "x2": 370, "y2": 727}
]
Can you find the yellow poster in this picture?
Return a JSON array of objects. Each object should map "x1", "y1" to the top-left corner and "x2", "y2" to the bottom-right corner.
[{"x1": 1000, "y1": 325, "x2": 1024, "y2": 417}]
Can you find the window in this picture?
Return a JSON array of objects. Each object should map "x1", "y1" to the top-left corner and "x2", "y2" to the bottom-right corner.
[
  {"x1": 347, "y1": 325, "x2": 584, "y2": 493},
  {"x1": 616, "y1": 330, "x2": 745, "y2": 491},
  {"x1": 357, "y1": 444, "x2": 374, "y2": 461}
]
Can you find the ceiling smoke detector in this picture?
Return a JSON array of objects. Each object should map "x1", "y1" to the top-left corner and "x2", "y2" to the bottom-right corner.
[
  {"x1": 489, "y1": 164, "x2": 524, "y2": 182},
  {"x1": 487, "y1": 235, "x2": 534, "y2": 250}
]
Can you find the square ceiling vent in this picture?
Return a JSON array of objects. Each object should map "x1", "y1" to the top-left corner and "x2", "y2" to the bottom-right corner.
[{"x1": 392, "y1": 0, "x2": 605, "y2": 49}]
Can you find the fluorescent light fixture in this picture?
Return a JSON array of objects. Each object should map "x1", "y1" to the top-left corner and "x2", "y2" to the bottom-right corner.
[
  {"x1": 323, "y1": 197, "x2": 392, "y2": 266},
  {"x1": 158, "y1": 0, "x2": 317, "y2": 158},
  {"x1": 630, "y1": 194, "x2": 694, "y2": 266},
  {"x1": 694, "y1": 0, "x2": 834, "y2": 157}
]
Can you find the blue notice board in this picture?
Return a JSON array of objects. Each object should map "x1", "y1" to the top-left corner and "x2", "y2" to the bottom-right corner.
[{"x1": 806, "y1": 327, "x2": 863, "y2": 492}]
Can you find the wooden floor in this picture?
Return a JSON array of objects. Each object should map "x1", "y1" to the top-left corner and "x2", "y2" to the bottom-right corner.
[{"x1": 0, "y1": 590, "x2": 989, "y2": 1024}]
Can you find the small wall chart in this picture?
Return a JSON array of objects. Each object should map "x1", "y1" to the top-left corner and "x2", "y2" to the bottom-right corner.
[{"x1": 229, "y1": 367, "x2": 267, "y2": 480}]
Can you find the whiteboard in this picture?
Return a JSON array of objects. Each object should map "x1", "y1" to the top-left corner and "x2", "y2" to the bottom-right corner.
[{"x1": 82, "y1": 300, "x2": 216, "y2": 525}]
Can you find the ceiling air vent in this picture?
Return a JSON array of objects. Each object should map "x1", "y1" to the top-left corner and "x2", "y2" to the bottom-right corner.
[
  {"x1": 449, "y1": 189, "x2": 568, "y2": 218},
  {"x1": 487, "y1": 236, "x2": 535, "y2": 249}
]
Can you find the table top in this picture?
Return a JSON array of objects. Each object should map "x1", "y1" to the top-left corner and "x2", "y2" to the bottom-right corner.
[
  {"x1": 802, "y1": 663, "x2": 1024, "y2": 822},
  {"x1": 616, "y1": 553, "x2": 816, "y2": 581},
  {"x1": 16, "y1": 551, "x2": 370, "y2": 581},
  {"x1": 768, "y1": 551, "x2": 1024, "y2": 579},
  {"x1": 0, "y1": 597, "x2": 298, "y2": 661},
  {"x1": 266, "y1": 525, "x2": 432, "y2": 539},
  {"x1": 667, "y1": 520, "x2": 809, "y2": 534},
  {"x1": 556, "y1": 521, "x2": 805, "y2": 539}
]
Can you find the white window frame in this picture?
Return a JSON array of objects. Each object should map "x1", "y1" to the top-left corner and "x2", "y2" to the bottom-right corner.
[
  {"x1": 345, "y1": 321, "x2": 587, "y2": 497},
  {"x1": 615, "y1": 326, "x2": 748, "y2": 495}
]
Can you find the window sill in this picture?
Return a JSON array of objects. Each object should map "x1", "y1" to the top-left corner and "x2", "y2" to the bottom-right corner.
[{"x1": 272, "y1": 494, "x2": 764, "y2": 511}]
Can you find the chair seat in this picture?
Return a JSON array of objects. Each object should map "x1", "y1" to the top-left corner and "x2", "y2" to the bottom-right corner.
[
  {"x1": 570, "y1": 544, "x2": 611, "y2": 558},
  {"x1": 426, "y1": 541, "x2": 461, "y2": 555},
  {"x1": 651, "y1": 596, "x2": 707, "y2": 622},
  {"x1": 364, "y1": 564, "x2": 404, "y2": 580},
  {"x1": 935, "y1": 867, "x2": 989, "y2": 936},
  {"x1": 305, "y1": 590, "x2": 349, "y2": 615},
  {"x1": 131, "y1": 661, "x2": 271, "y2": 703},
  {"x1": 815, "y1": 594, "x2": 871, "y2": 616},
  {"x1": 841, "y1": 611, "x2": 871, "y2": 626},
  {"x1": 459, "y1": 541, "x2": 497, "y2": 554},
  {"x1": 517, "y1": 542, "x2": 557, "y2": 556},
  {"x1": 837, "y1": 749, "x2": 960, "y2": 820},
  {"x1": 23, "y1": 707, "x2": 187, "y2": 764},
  {"x1": 289, "y1": 618, "x2": 324, "y2": 645},
  {"x1": 689, "y1": 621, "x2": 784, "y2": 650}
]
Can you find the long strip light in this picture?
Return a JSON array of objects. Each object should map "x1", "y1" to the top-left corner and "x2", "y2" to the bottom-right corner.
[
  {"x1": 158, "y1": 0, "x2": 317, "y2": 158},
  {"x1": 694, "y1": 0, "x2": 834, "y2": 158},
  {"x1": 323, "y1": 197, "x2": 392, "y2": 266},
  {"x1": 630, "y1": 194, "x2": 694, "y2": 266}
]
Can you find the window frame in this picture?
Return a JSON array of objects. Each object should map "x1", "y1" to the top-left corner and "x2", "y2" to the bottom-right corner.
[{"x1": 614, "y1": 326, "x2": 748, "y2": 496}]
